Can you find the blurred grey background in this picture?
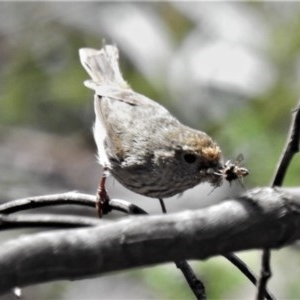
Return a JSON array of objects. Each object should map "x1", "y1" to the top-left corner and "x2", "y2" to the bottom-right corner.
[{"x1": 0, "y1": 2, "x2": 300, "y2": 299}]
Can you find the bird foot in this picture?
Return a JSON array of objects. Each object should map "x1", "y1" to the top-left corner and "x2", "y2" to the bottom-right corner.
[{"x1": 96, "y1": 175, "x2": 111, "y2": 218}]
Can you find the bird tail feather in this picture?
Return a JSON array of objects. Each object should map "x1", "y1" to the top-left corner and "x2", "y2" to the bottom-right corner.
[{"x1": 79, "y1": 45, "x2": 129, "y2": 90}]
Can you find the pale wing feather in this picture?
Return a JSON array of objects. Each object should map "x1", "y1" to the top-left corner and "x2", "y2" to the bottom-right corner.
[{"x1": 79, "y1": 45, "x2": 169, "y2": 167}]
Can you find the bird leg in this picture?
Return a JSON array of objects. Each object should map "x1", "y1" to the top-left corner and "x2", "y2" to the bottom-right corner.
[
  {"x1": 158, "y1": 198, "x2": 167, "y2": 214},
  {"x1": 96, "y1": 169, "x2": 111, "y2": 217}
]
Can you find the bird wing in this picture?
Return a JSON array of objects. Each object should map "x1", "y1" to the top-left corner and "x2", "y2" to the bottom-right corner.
[{"x1": 79, "y1": 45, "x2": 170, "y2": 164}]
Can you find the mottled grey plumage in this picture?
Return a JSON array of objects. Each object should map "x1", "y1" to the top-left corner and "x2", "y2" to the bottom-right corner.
[{"x1": 79, "y1": 45, "x2": 224, "y2": 198}]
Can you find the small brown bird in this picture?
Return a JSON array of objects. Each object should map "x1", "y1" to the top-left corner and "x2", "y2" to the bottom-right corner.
[{"x1": 79, "y1": 45, "x2": 248, "y2": 216}]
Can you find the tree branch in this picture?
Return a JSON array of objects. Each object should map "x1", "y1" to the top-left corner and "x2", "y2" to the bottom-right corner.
[
  {"x1": 0, "y1": 192, "x2": 146, "y2": 215},
  {"x1": 223, "y1": 253, "x2": 274, "y2": 300},
  {"x1": 0, "y1": 192, "x2": 204, "y2": 298},
  {"x1": 175, "y1": 261, "x2": 206, "y2": 300},
  {"x1": 272, "y1": 101, "x2": 300, "y2": 187},
  {"x1": 0, "y1": 213, "x2": 103, "y2": 230},
  {"x1": 0, "y1": 187, "x2": 299, "y2": 295},
  {"x1": 0, "y1": 192, "x2": 273, "y2": 299},
  {"x1": 256, "y1": 101, "x2": 300, "y2": 300}
]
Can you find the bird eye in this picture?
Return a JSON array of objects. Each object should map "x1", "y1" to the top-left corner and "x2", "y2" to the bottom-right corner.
[{"x1": 183, "y1": 153, "x2": 197, "y2": 164}]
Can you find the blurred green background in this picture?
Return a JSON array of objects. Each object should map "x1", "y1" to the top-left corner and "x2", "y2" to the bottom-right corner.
[{"x1": 1, "y1": 2, "x2": 300, "y2": 299}]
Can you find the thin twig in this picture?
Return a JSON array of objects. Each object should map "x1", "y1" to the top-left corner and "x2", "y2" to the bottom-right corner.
[
  {"x1": 256, "y1": 249, "x2": 272, "y2": 300},
  {"x1": 257, "y1": 101, "x2": 300, "y2": 300},
  {"x1": 0, "y1": 192, "x2": 95, "y2": 214},
  {"x1": 224, "y1": 254, "x2": 274, "y2": 300},
  {"x1": 0, "y1": 192, "x2": 146, "y2": 215},
  {"x1": 175, "y1": 261, "x2": 206, "y2": 300},
  {"x1": 158, "y1": 198, "x2": 206, "y2": 300},
  {"x1": 0, "y1": 213, "x2": 103, "y2": 230},
  {"x1": 272, "y1": 102, "x2": 300, "y2": 186}
]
